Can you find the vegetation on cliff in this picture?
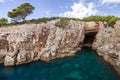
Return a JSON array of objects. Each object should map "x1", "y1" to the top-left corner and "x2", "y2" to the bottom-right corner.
[
  {"x1": 5, "y1": 17, "x2": 80, "y2": 27},
  {"x1": 27, "y1": 17, "x2": 80, "y2": 24},
  {"x1": 0, "y1": 16, "x2": 119, "y2": 28},
  {"x1": 55, "y1": 18, "x2": 70, "y2": 28},
  {"x1": 83, "y1": 16, "x2": 120, "y2": 27},
  {"x1": 0, "y1": 18, "x2": 8, "y2": 27},
  {"x1": 0, "y1": 2, "x2": 120, "y2": 28}
]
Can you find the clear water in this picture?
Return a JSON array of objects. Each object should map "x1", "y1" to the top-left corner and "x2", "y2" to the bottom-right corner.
[{"x1": 0, "y1": 47, "x2": 120, "y2": 80}]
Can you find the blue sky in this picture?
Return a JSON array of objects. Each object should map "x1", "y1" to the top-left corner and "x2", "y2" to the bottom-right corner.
[{"x1": 0, "y1": 0, "x2": 120, "y2": 20}]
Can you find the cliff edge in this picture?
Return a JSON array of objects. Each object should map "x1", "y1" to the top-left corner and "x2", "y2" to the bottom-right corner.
[
  {"x1": 92, "y1": 20, "x2": 120, "y2": 74},
  {"x1": 0, "y1": 19, "x2": 104, "y2": 66}
]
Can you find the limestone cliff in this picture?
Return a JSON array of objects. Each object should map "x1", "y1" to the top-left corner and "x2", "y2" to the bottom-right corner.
[
  {"x1": 92, "y1": 20, "x2": 120, "y2": 74},
  {"x1": 0, "y1": 19, "x2": 104, "y2": 66}
]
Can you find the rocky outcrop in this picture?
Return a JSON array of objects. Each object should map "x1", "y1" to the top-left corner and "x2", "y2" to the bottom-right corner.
[
  {"x1": 85, "y1": 22, "x2": 104, "y2": 34},
  {"x1": 92, "y1": 20, "x2": 120, "y2": 74},
  {"x1": 83, "y1": 22, "x2": 105, "y2": 47},
  {"x1": 0, "y1": 20, "x2": 103, "y2": 66}
]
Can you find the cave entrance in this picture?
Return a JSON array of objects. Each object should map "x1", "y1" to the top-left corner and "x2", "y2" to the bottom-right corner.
[{"x1": 83, "y1": 32, "x2": 97, "y2": 47}]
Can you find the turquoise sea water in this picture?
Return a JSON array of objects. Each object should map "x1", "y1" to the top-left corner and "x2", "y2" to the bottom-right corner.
[{"x1": 0, "y1": 47, "x2": 120, "y2": 80}]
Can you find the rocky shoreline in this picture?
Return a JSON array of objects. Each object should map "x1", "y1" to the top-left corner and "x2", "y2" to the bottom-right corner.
[
  {"x1": 92, "y1": 20, "x2": 120, "y2": 75},
  {"x1": 96, "y1": 51, "x2": 120, "y2": 75},
  {"x1": 0, "y1": 19, "x2": 120, "y2": 76},
  {"x1": 0, "y1": 19, "x2": 101, "y2": 66}
]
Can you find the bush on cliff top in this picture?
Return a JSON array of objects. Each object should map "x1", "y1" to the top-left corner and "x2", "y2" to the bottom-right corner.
[
  {"x1": 4, "y1": 17, "x2": 80, "y2": 27},
  {"x1": 55, "y1": 18, "x2": 70, "y2": 28},
  {"x1": 1, "y1": 16, "x2": 119, "y2": 27},
  {"x1": 26, "y1": 17, "x2": 60, "y2": 24},
  {"x1": 83, "y1": 16, "x2": 120, "y2": 27},
  {"x1": 28, "y1": 17, "x2": 80, "y2": 24},
  {"x1": 0, "y1": 18, "x2": 8, "y2": 27}
]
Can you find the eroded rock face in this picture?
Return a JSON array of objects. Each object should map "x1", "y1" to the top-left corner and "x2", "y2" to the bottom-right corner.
[
  {"x1": 0, "y1": 20, "x2": 103, "y2": 66},
  {"x1": 92, "y1": 20, "x2": 120, "y2": 74},
  {"x1": 85, "y1": 22, "x2": 104, "y2": 34},
  {"x1": 0, "y1": 20, "x2": 85, "y2": 66}
]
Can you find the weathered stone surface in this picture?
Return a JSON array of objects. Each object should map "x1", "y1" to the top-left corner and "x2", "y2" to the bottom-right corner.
[
  {"x1": 85, "y1": 21, "x2": 104, "y2": 34},
  {"x1": 0, "y1": 20, "x2": 103, "y2": 66},
  {"x1": 92, "y1": 20, "x2": 120, "y2": 74},
  {"x1": 0, "y1": 38, "x2": 8, "y2": 63}
]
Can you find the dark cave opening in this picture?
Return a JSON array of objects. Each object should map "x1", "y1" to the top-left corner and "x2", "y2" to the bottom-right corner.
[{"x1": 83, "y1": 32, "x2": 97, "y2": 47}]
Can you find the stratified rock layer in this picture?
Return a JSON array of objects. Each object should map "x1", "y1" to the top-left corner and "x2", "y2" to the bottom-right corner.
[
  {"x1": 92, "y1": 20, "x2": 120, "y2": 74},
  {"x1": 0, "y1": 20, "x2": 103, "y2": 66}
]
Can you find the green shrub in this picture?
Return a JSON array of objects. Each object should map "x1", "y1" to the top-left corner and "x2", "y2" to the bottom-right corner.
[
  {"x1": 26, "y1": 17, "x2": 61, "y2": 24},
  {"x1": 0, "y1": 18, "x2": 8, "y2": 27},
  {"x1": 83, "y1": 16, "x2": 120, "y2": 27},
  {"x1": 55, "y1": 18, "x2": 69, "y2": 28},
  {"x1": 108, "y1": 17, "x2": 120, "y2": 27},
  {"x1": 4, "y1": 17, "x2": 59, "y2": 27},
  {"x1": 5, "y1": 17, "x2": 81, "y2": 27}
]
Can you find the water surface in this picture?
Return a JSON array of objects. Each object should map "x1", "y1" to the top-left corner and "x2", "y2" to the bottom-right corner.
[{"x1": 0, "y1": 47, "x2": 120, "y2": 80}]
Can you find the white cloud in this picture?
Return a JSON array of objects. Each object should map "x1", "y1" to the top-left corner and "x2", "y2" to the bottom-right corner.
[
  {"x1": 0, "y1": 0, "x2": 4, "y2": 2},
  {"x1": 101, "y1": 0, "x2": 120, "y2": 5},
  {"x1": 60, "y1": 2, "x2": 98, "y2": 19}
]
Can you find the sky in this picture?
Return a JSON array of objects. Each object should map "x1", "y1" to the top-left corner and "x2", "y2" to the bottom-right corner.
[{"x1": 0, "y1": 0, "x2": 120, "y2": 21}]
